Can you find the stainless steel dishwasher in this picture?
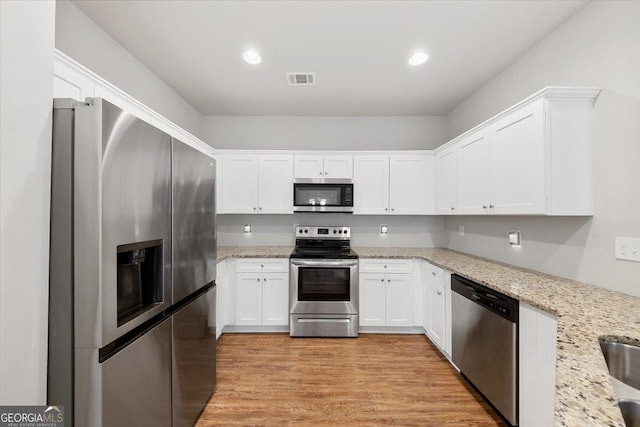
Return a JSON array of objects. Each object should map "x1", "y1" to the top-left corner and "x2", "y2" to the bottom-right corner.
[{"x1": 451, "y1": 274, "x2": 519, "y2": 426}]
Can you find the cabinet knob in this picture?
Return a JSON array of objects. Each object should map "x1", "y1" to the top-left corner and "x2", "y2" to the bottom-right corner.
[
  {"x1": 259, "y1": 207, "x2": 262, "y2": 211},
  {"x1": 264, "y1": 278, "x2": 267, "y2": 282},
  {"x1": 437, "y1": 290, "x2": 442, "y2": 296},
  {"x1": 489, "y1": 204, "x2": 495, "y2": 208},
  {"x1": 482, "y1": 205, "x2": 488, "y2": 209},
  {"x1": 319, "y1": 171, "x2": 323, "y2": 175},
  {"x1": 260, "y1": 264, "x2": 264, "y2": 268},
  {"x1": 450, "y1": 207, "x2": 455, "y2": 210},
  {"x1": 391, "y1": 208, "x2": 395, "y2": 212},
  {"x1": 257, "y1": 278, "x2": 260, "y2": 282},
  {"x1": 388, "y1": 279, "x2": 391, "y2": 282},
  {"x1": 324, "y1": 171, "x2": 328, "y2": 175},
  {"x1": 380, "y1": 278, "x2": 384, "y2": 282},
  {"x1": 431, "y1": 271, "x2": 436, "y2": 276},
  {"x1": 384, "y1": 265, "x2": 387, "y2": 269},
  {"x1": 253, "y1": 207, "x2": 256, "y2": 211}
]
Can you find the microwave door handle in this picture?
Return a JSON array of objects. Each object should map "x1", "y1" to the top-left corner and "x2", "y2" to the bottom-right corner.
[{"x1": 291, "y1": 259, "x2": 358, "y2": 267}]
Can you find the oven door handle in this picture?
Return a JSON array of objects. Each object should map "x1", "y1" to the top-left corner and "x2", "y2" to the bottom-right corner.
[{"x1": 291, "y1": 259, "x2": 358, "y2": 267}]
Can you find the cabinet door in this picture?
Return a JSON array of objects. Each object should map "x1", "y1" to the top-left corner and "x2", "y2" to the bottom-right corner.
[
  {"x1": 359, "y1": 273, "x2": 386, "y2": 326},
  {"x1": 258, "y1": 155, "x2": 293, "y2": 214},
  {"x1": 353, "y1": 155, "x2": 389, "y2": 215},
  {"x1": 215, "y1": 260, "x2": 227, "y2": 338},
  {"x1": 457, "y1": 130, "x2": 491, "y2": 214},
  {"x1": 436, "y1": 147, "x2": 457, "y2": 214},
  {"x1": 389, "y1": 154, "x2": 433, "y2": 215},
  {"x1": 428, "y1": 281, "x2": 446, "y2": 348},
  {"x1": 490, "y1": 99, "x2": 546, "y2": 214},
  {"x1": 261, "y1": 272, "x2": 289, "y2": 326},
  {"x1": 323, "y1": 154, "x2": 353, "y2": 178},
  {"x1": 385, "y1": 274, "x2": 414, "y2": 327},
  {"x1": 235, "y1": 272, "x2": 262, "y2": 325},
  {"x1": 222, "y1": 155, "x2": 258, "y2": 213},
  {"x1": 519, "y1": 304, "x2": 557, "y2": 427},
  {"x1": 294, "y1": 155, "x2": 324, "y2": 178}
]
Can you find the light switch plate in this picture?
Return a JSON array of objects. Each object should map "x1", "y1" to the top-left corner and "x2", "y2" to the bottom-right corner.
[{"x1": 615, "y1": 237, "x2": 640, "y2": 262}]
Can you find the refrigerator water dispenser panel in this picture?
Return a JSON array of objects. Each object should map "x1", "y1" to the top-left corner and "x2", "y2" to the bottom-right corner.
[{"x1": 117, "y1": 239, "x2": 163, "y2": 326}]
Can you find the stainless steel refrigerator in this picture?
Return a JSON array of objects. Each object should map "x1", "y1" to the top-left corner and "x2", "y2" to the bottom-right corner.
[{"x1": 48, "y1": 98, "x2": 217, "y2": 426}]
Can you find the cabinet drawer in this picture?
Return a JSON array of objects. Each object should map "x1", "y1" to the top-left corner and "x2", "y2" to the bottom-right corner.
[
  {"x1": 359, "y1": 259, "x2": 412, "y2": 274},
  {"x1": 236, "y1": 258, "x2": 289, "y2": 273},
  {"x1": 424, "y1": 262, "x2": 444, "y2": 284}
]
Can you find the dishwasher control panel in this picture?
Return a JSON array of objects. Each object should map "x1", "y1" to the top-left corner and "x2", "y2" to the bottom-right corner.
[{"x1": 451, "y1": 275, "x2": 518, "y2": 322}]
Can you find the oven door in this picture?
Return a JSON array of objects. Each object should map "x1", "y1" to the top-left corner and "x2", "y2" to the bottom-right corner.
[{"x1": 290, "y1": 259, "x2": 358, "y2": 315}]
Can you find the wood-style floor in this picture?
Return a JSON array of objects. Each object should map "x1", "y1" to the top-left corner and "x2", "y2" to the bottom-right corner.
[{"x1": 197, "y1": 334, "x2": 506, "y2": 426}]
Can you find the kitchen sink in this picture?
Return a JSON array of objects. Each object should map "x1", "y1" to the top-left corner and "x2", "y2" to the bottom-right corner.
[
  {"x1": 600, "y1": 341, "x2": 640, "y2": 390},
  {"x1": 619, "y1": 399, "x2": 640, "y2": 427}
]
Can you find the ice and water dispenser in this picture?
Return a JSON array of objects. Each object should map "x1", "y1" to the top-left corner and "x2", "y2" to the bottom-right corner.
[{"x1": 116, "y1": 239, "x2": 164, "y2": 326}]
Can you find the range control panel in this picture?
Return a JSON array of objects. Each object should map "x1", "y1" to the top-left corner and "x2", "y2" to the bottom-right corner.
[{"x1": 295, "y1": 226, "x2": 350, "y2": 239}]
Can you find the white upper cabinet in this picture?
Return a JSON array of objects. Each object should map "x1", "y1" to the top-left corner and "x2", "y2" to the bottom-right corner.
[
  {"x1": 457, "y1": 129, "x2": 491, "y2": 214},
  {"x1": 389, "y1": 154, "x2": 434, "y2": 215},
  {"x1": 353, "y1": 155, "x2": 390, "y2": 215},
  {"x1": 221, "y1": 155, "x2": 259, "y2": 213},
  {"x1": 436, "y1": 147, "x2": 457, "y2": 214},
  {"x1": 323, "y1": 154, "x2": 353, "y2": 178},
  {"x1": 293, "y1": 155, "x2": 325, "y2": 178},
  {"x1": 490, "y1": 99, "x2": 546, "y2": 214},
  {"x1": 354, "y1": 153, "x2": 433, "y2": 215},
  {"x1": 222, "y1": 154, "x2": 293, "y2": 214},
  {"x1": 436, "y1": 87, "x2": 599, "y2": 216},
  {"x1": 258, "y1": 155, "x2": 294, "y2": 214},
  {"x1": 294, "y1": 154, "x2": 353, "y2": 179}
]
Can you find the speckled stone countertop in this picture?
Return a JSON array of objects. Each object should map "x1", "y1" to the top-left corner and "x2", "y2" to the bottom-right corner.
[
  {"x1": 218, "y1": 246, "x2": 293, "y2": 260},
  {"x1": 217, "y1": 246, "x2": 639, "y2": 426}
]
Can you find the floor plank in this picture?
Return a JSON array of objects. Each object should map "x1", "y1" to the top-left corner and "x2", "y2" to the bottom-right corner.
[{"x1": 197, "y1": 333, "x2": 506, "y2": 426}]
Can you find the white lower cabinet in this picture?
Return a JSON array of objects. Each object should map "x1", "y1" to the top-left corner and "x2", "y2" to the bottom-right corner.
[
  {"x1": 359, "y1": 259, "x2": 414, "y2": 328},
  {"x1": 234, "y1": 258, "x2": 289, "y2": 327},
  {"x1": 359, "y1": 273, "x2": 386, "y2": 326},
  {"x1": 215, "y1": 258, "x2": 234, "y2": 338},
  {"x1": 519, "y1": 303, "x2": 558, "y2": 427},
  {"x1": 421, "y1": 261, "x2": 452, "y2": 356},
  {"x1": 427, "y1": 281, "x2": 446, "y2": 349}
]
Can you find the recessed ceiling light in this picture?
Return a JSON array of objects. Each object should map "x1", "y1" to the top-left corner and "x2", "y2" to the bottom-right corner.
[
  {"x1": 242, "y1": 50, "x2": 261, "y2": 65},
  {"x1": 408, "y1": 52, "x2": 429, "y2": 66}
]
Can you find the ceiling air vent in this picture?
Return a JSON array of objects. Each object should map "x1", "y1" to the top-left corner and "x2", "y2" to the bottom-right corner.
[{"x1": 286, "y1": 72, "x2": 316, "y2": 86}]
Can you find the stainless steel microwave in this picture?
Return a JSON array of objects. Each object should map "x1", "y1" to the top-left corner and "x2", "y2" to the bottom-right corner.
[{"x1": 293, "y1": 179, "x2": 354, "y2": 213}]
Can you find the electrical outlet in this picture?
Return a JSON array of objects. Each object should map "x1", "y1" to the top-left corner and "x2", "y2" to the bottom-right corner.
[
  {"x1": 458, "y1": 226, "x2": 464, "y2": 236},
  {"x1": 615, "y1": 237, "x2": 640, "y2": 262}
]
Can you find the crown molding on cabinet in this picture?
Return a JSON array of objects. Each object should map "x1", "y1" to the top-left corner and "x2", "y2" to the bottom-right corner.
[
  {"x1": 435, "y1": 86, "x2": 601, "y2": 153},
  {"x1": 54, "y1": 49, "x2": 215, "y2": 158}
]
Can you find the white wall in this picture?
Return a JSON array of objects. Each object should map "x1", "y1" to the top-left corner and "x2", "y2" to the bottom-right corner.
[
  {"x1": 218, "y1": 214, "x2": 446, "y2": 248},
  {"x1": 0, "y1": 0, "x2": 55, "y2": 404},
  {"x1": 203, "y1": 115, "x2": 446, "y2": 150},
  {"x1": 55, "y1": 0, "x2": 204, "y2": 139},
  {"x1": 444, "y1": 1, "x2": 640, "y2": 297}
]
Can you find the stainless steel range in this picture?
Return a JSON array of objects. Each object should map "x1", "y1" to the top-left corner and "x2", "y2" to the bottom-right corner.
[{"x1": 289, "y1": 226, "x2": 359, "y2": 337}]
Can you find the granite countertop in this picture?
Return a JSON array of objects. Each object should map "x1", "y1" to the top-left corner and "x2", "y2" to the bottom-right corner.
[{"x1": 217, "y1": 245, "x2": 640, "y2": 426}]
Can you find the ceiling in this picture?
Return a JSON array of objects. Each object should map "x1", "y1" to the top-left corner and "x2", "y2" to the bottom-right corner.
[{"x1": 73, "y1": 0, "x2": 589, "y2": 116}]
